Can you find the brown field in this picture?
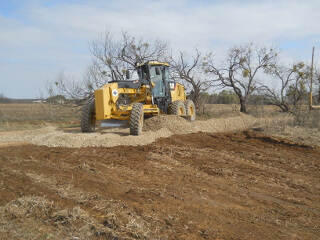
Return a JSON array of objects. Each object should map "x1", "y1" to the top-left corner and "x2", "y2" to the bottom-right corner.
[
  {"x1": 0, "y1": 103, "x2": 284, "y2": 130},
  {"x1": 0, "y1": 103, "x2": 81, "y2": 131},
  {"x1": 0, "y1": 103, "x2": 319, "y2": 239}
]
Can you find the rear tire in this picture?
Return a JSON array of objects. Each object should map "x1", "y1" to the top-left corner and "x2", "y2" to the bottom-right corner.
[
  {"x1": 81, "y1": 99, "x2": 96, "y2": 133},
  {"x1": 170, "y1": 100, "x2": 186, "y2": 115},
  {"x1": 130, "y1": 103, "x2": 144, "y2": 135},
  {"x1": 184, "y1": 100, "x2": 196, "y2": 122}
]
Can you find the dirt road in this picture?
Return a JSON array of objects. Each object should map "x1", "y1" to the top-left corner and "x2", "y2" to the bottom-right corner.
[{"x1": 0, "y1": 130, "x2": 319, "y2": 239}]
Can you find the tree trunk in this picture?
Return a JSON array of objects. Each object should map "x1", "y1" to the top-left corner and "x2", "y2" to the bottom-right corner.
[
  {"x1": 239, "y1": 98, "x2": 248, "y2": 113},
  {"x1": 192, "y1": 87, "x2": 201, "y2": 108},
  {"x1": 283, "y1": 104, "x2": 289, "y2": 112},
  {"x1": 278, "y1": 104, "x2": 289, "y2": 112}
]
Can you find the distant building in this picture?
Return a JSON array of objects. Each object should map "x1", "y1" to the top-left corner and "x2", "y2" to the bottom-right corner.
[
  {"x1": 46, "y1": 95, "x2": 66, "y2": 104},
  {"x1": 33, "y1": 100, "x2": 47, "y2": 103}
]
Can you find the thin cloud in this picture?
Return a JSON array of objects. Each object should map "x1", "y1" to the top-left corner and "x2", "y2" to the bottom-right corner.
[{"x1": 0, "y1": 0, "x2": 319, "y2": 98}]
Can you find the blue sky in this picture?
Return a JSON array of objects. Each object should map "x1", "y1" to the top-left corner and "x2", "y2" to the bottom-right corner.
[{"x1": 0, "y1": 0, "x2": 319, "y2": 98}]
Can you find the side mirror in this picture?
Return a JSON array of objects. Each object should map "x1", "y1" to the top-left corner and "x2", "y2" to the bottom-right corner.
[
  {"x1": 125, "y1": 70, "x2": 131, "y2": 80},
  {"x1": 155, "y1": 66, "x2": 161, "y2": 75}
]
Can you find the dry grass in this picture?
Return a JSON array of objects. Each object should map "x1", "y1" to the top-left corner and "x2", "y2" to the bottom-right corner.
[
  {"x1": 198, "y1": 104, "x2": 320, "y2": 147},
  {"x1": 0, "y1": 170, "x2": 157, "y2": 239},
  {"x1": 258, "y1": 109, "x2": 320, "y2": 147},
  {"x1": 0, "y1": 196, "x2": 54, "y2": 220},
  {"x1": 197, "y1": 104, "x2": 240, "y2": 119},
  {"x1": 0, "y1": 103, "x2": 80, "y2": 121},
  {"x1": 197, "y1": 104, "x2": 283, "y2": 119},
  {"x1": 0, "y1": 194, "x2": 152, "y2": 239},
  {"x1": 0, "y1": 103, "x2": 81, "y2": 131},
  {"x1": 0, "y1": 196, "x2": 106, "y2": 239},
  {"x1": 293, "y1": 110, "x2": 320, "y2": 129}
]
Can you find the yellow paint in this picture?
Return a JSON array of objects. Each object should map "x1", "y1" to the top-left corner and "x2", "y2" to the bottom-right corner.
[
  {"x1": 95, "y1": 82, "x2": 160, "y2": 120},
  {"x1": 170, "y1": 83, "x2": 186, "y2": 102},
  {"x1": 94, "y1": 60, "x2": 189, "y2": 122},
  {"x1": 95, "y1": 82, "x2": 116, "y2": 120},
  {"x1": 309, "y1": 93, "x2": 320, "y2": 110}
]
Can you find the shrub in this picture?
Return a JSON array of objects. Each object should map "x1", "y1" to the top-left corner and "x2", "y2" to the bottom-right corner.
[{"x1": 293, "y1": 110, "x2": 320, "y2": 129}]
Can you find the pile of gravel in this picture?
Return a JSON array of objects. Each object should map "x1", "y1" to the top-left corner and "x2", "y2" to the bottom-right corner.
[{"x1": 0, "y1": 114, "x2": 270, "y2": 148}]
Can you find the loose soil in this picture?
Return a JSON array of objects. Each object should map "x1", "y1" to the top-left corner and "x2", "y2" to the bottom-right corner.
[
  {"x1": 0, "y1": 130, "x2": 319, "y2": 239},
  {"x1": 0, "y1": 114, "x2": 292, "y2": 148}
]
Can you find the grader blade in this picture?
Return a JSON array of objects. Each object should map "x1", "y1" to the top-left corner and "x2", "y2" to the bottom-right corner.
[
  {"x1": 101, "y1": 119, "x2": 127, "y2": 127},
  {"x1": 180, "y1": 115, "x2": 192, "y2": 122}
]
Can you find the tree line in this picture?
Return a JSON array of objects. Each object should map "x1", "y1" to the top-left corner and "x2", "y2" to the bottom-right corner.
[{"x1": 46, "y1": 29, "x2": 320, "y2": 113}]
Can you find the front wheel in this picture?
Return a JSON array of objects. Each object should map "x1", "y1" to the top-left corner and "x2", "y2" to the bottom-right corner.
[
  {"x1": 81, "y1": 99, "x2": 96, "y2": 133},
  {"x1": 130, "y1": 103, "x2": 144, "y2": 135}
]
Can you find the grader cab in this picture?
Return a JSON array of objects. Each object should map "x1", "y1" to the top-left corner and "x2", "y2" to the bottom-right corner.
[{"x1": 81, "y1": 61, "x2": 195, "y2": 135}]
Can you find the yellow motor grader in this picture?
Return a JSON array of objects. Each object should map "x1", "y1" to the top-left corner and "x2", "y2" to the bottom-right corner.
[{"x1": 80, "y1": 60, "x2": 195, "y2": 135}]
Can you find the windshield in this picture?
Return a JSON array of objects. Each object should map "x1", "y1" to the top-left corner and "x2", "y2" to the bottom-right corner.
[
  {"x1": 163, "y1": 67, "x2": 170, "y2": 82},
  {"x1": 149, "y1": 66, "x2": 166, "y2": 98}
]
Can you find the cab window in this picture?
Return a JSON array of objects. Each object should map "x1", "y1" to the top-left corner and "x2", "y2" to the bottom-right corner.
[
  {"x1": 163, "y1": 67, "x2": 170, "y2": 82},
  {"x1": 150, "y1": 66, "x2": 166, "y2": 98}
]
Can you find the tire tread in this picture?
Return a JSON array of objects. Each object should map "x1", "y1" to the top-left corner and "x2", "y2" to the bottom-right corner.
[
  {"x1": 170, "y1": 100, "x2": 186, "y2": 115},
  {"x1": 130, "y1": 103, "x2": 144, "y2": 135},
  {"x1": 81, "y1": 99, "x2": 96, "y2": 133}
]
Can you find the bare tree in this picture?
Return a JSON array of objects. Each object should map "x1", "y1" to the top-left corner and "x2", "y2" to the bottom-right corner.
[
  {"x1": 0, "y1": 93, "x2": 6, "y2": 100},
  {"x1": 289, "y1": 64, "x2": 310, "y2": 109},
  {"x1": 313, "y1": 66, "x2": 320, "y2": 104},
  {"x1": 90, "y1": 30, "x2": 169, "y2": 82},
  {"x1": 46, "y1": 70, "x2": 92, "y2": 105},
  {"x1": 258, "y1": 62, "x2": 308, "y2": 112},
  {"x1": 47, "y1": 29, "x2": 170, "y2": 105},
  {"x1": 204, "y1": 44, "x2": 278, "y2": 113},
  {"x1": 0, "y1": 93, "x2": 10, "y2": 103},
  {"x1": 170, "y1": 49, "x2": 214, "y2": 107}
]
